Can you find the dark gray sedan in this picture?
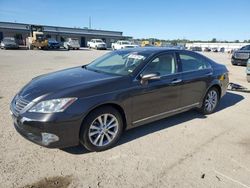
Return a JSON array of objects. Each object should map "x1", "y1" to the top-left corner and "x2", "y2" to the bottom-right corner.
[
  {"x1": 10, "y1": 48, "x2": 229, "y2": 151},
  {"x1": 1, "y1": 37, "x2": 19, "y2": 49}
]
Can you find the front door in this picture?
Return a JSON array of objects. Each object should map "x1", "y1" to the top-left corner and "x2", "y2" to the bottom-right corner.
[{"x1": 131, "y1": 52, "x2": 182, "y2": 126}]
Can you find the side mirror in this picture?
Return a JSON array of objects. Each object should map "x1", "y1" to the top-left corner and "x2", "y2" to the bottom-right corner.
[{"x1": 140, "y1": 73, "x2": 160, "y2": 85}]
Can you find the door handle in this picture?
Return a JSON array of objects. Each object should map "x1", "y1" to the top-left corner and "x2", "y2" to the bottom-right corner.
[{"x1": 171, "y1": 79, "x2": 182, "y2": 84}]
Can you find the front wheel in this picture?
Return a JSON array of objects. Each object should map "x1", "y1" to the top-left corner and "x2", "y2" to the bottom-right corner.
[
  {"x1": 199, "y1": 87, "x2": 220, "y2": 115},
  {"x1": 247, "y1": 75, "x2": 250, "y2": 83},
  {"x1": 80, "y1": 106, "x2": 123, "y2": 152}
]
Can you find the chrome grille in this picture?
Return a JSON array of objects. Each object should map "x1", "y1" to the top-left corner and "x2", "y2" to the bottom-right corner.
[
  {"x1": 234, "y1": 52, "x2": 249, "y2": 60},
  {"x1": 13, "y1": 96, "x2": 30, "y2": 115}
]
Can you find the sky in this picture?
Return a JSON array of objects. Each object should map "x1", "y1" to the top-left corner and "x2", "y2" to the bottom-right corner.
[{"x1": 0, "y1": 0, "x2": 250, "y2": 41}]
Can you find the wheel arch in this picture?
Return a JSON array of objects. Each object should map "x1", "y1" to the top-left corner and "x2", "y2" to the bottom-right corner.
[
  {"x1": 199, "y1": 82, "x2": 222, "y2": 108},
  {"x1": 80, "y1": 102, "x2": 128, "y2": 132},
  {"x1": 210, "y1": 84, "x2": 222, "y2": 98}
]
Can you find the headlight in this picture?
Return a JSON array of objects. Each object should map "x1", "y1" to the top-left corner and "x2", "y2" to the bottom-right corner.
[{"x1": 29, "y1": 98, "x2": 77, "y2": 113}]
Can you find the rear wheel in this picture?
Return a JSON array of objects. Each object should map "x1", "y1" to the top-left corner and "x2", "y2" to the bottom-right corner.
[
  {"x1": 80, "y1": 106, "x2": 123, "y2": 152},
  {"x1": 200, "y1": 87, "x2": 220, "y2": 115}
]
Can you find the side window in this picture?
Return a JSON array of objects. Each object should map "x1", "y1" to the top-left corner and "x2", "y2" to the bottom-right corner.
[
  {"x1": 143, "y1": 54, "x2": 176, "y2": 76},
  {"x1": 179, "y1": 53, "x2": 210, "y2": 72}
]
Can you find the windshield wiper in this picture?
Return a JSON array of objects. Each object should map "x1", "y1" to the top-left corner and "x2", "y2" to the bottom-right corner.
[{"x1": 84, "y1": 66, "x2": 103, "y2": 73}]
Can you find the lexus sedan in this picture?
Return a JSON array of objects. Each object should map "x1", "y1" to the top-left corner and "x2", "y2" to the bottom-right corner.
[{"x1": 10, "y1": 48, "x2": 229, "y2": 151}]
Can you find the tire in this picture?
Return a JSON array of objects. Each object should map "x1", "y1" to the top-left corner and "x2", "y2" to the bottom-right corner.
[
  {"x1": 199, "y1": 87, "x2": 220, "y2": 115},
  {"x1": 247, "y1": 76, "x2": 250, "y2": 83},
  {"x1": 80, "y1": 106, "x2": 123, "y2": 152}
]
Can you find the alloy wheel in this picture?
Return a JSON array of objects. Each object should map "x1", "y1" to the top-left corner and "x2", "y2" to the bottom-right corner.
[
  {"x1": 205, "y1": 90, "x2": 218, "y2": 112},
  {"x1": 88, "y1": 113, "x2": 119, "y2": 147}
]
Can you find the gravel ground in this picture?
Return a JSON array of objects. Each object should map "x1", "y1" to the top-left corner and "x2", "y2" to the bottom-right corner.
[{"x1": 0, "y1": 49, "x2": 250, "y2": 188}]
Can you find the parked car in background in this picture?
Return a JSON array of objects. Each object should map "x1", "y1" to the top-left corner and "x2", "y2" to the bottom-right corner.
[
  {"x1": 111, "y1": 40, "x2": 138, "y2": 50},
  {"x1": 0, "y1": 37, "x2": 19, "y2": 49},
  {"x1": 190, "y1": 46, "x2": 202, "y2": 51},
  {"x1": 204, "y1": 47, "x2": 211, "y2": 52},
  {"x1": 10, "y1": 48, "x2": 229, "y2": 152},
  {"x1": 162, "y1": 44, "x2": 185, "y2": 50},
  {"x1": 48, "y1": 38, "x2": 60, "y2": 49},
  {"x1": 87, "y1": 39, "x2": 107, "y2": 50},
  {"x1": 211, "y1": 48, "x2": 218, "y2": 52},
  {"x1": 231, "y1": 45, "x2": 250, "y2": 66},
  {"x1": 219, "y1": 47, "x2": 225, "y2": 53},
  {"x1": 63, "y1": 38, "x2": 80, "y2": 50},
  {"x1": 247, "y1": 59, "x2": 250, "y2": 82}
]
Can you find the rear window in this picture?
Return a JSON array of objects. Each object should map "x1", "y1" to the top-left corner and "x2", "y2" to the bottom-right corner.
[{"x1": 179, "y1": 52, "x2": 210, "y2": 72}]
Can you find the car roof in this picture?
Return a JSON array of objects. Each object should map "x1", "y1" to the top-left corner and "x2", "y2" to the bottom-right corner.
[{"x1": 120, "y1": 47, "x2": 186, "y2": 54}]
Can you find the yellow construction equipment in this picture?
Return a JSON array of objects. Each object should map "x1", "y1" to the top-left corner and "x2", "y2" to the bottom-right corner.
[
  {"x1": 26, "y1": 25, "x2": 48, "y2": 50},
  {"x1": 141, "y1": 40, "x2": 162, "y2": 47}
]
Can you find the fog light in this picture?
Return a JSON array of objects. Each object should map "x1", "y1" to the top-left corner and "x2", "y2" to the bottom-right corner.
[{"x1": 41, "y1": 133, "x2": 59, "y2": 145}]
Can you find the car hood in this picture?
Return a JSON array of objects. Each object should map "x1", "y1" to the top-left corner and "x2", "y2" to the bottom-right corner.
[
  {"x1": 18, "y1": 66, "x2": 122, "y2": 101},
  {"x1": 236, "y1": 50, "x2": 250, "y2": 53}
]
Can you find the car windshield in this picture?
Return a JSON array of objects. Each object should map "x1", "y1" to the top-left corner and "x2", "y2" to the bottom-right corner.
[
  {"x1": 3, "y1": 38, "x2": 15, "y2": 43},
  {"x1": 86, "y1": 51, "x2": 149, "y2": 76},
  {"x1": 70, "y1": 39, "x2": 79, "y2": 44},
  {"x1": 95, "y1": 40, "x2": 103, "y2": 43},
  {"x1": 48, "y1": 38, "x2": 57, "y2": 42},
  {"x1": 240, "y1": 45, "x2": 250, "y2": 50}
]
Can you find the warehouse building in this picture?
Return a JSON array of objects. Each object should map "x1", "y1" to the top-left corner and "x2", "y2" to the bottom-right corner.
[{"x1": 0, "y1": 21, "x2": 130, "y2": 47}]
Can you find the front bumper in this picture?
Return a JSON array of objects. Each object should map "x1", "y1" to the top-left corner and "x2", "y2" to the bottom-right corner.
[
  {"x1": 97, "y1": 46, "x2": 107, "y2": 50},
  {"x1": 48, "y1": 44, "x2": 60, "y2": 48},
  {"x1": 4, "y1": 45, "x2": 19, "y2": 49},
  {"x1": 10, "y1": 109, "x2": 82, "y2": 148},
  {"x1": 231, "y1": 58, "x2": 248, "y2": 66}
]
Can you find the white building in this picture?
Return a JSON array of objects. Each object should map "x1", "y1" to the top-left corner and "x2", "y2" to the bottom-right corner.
[{"x1": 186, "y1": 42, "x2": 250, "y2": 52}]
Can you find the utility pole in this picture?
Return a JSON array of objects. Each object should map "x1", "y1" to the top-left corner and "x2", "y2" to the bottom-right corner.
[{"x1": 89, "y1": 16, "x2": 92, "y2": 29}]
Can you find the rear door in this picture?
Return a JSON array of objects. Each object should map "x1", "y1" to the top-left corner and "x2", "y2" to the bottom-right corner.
[
  {"x1": 177, "y1": 51, "x2": 213, "y2": 107},
  {"x1": 131, "y1": 52, "x2": 182, "y2": 125}
]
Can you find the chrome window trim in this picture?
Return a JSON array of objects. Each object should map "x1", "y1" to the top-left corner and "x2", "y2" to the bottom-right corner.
[{"x1": 133, "y1": 103, "x2": 200, "y2": 124}]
